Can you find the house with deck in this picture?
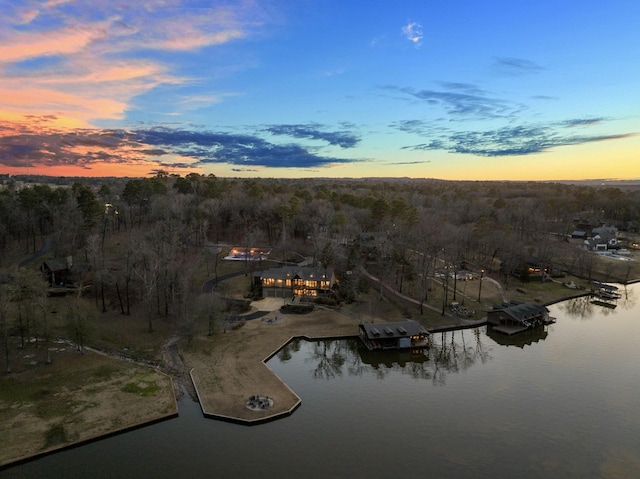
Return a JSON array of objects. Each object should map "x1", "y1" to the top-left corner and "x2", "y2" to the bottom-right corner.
[
  {"x1": 256, "y1": 266, "x2": 335, "y2": 299},
  {"x1": 359, "y1": 320, "x2": 429, "y2": 351},
  {"x1": 487, "y1": 301, "x2": 554, "y2": 336},
  {"x1": 41, "y1": 256, "x2": 93, "y2": 291},
  {"x1": 512, "y1": 255, "x2": 555, "y2": 279}
]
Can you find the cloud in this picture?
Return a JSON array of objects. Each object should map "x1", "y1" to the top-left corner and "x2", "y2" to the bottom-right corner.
[
  {"x1": 133, "y1": 127, "x2": 360, "y2": 168},
  {"x1": 0, "y1": 2, "x2": 258, "y2": 126},
  {"x1": 12, "y1": 0, "x2": 74, "y2": 25},
  {"x1": 562, "y1": 118, "x2": 606, "y2": 127},
  {"x1": 401, "y1": 22, "x2": 423, "y2": 46},
  {"x1": 264, "y1": 123, "x2": 360, "y2": 148},
  {"x1": 399, "y1": 118, "x2": 636, "y2": 157},
  {"x1": 0, "y1": 24, "x2": 108, "y2": 64},
  {"x1": 392, "y1": 160, "x2": 431, "y2": 165},
  {"x1": 391, "y1": 119, "x2": 451, "y2": 138},
  {"x1": 136, "y1": 14, "x2": 248, "y2": 51},
  {"x1": 383, "y1": 84, "x2": 520, "y2": 120},
  {"x1": 492, "y1": 57, "x2": 544, "y2": 75},
  {"x1": 0, "y1": 117, "x2": 361, "y2": 171}
]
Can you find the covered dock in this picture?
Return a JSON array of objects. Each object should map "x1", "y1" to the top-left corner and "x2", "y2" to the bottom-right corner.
[
  {"x1": 487, "y1": 301, "x2": 555, "y2": 336},
  {"x1": 358, "y1": 320, "x2": 429, "y2": 351}
]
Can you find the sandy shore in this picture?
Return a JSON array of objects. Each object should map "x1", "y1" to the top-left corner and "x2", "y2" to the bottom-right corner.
[{"x1": 183, "y1": 299, "x2": 361, "y2": 423}]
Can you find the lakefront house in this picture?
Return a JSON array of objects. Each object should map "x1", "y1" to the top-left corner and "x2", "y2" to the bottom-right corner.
[{"x1": 255, "y1": 266, "x2": 335, "y2": 299}]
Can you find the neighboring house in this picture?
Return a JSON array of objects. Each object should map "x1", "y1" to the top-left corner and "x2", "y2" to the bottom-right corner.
[
  {"x1": 511, "y1": 255, "x2": 554, "y2": 278},
  {"x1": 41, "y1": 257, "x2": 93, "y2": 288},
  {"x1": 256, "y1": 266, "x2": 335, "y2": 298},
  {"x1": 583, "y1": 226, "x2": 618, "y2": 251},
  {"x1": 358, "y1": 320, "x2": 429, "y2": 351},
  {"x1": 592, "y1": 226, "x2": 618, "y2": 238},
  {"x1": 225, "y1": 247, "x2": 271, "y2": 261},
  {"x1": 487, "y1": 301, "x2": 554, "y2": 335}
]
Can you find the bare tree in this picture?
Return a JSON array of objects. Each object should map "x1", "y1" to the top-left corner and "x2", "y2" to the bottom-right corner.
[
  {"x1": 133, "y1": 247, "x2": 160, "y2": 333},
  {"x1": 65, "y1": 288, "x2": 95, "y2": 354},
  {"x1": 0, "y1": 282, "x2": 14, "y2": 373}
]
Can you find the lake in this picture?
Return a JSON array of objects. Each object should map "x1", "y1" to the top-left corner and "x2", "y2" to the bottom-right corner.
[{"x1": 3, "y1": 283, "x2": 639, "y2": 478}]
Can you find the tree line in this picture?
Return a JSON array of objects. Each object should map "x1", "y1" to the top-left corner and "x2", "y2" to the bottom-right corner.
[{"x1": 1, "y1": 173, "x2": 639, "y2": 372}]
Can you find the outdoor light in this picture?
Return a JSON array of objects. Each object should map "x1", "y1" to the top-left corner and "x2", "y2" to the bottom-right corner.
[{"x1": 478, "y1": 269, "x2": 485, "y2": 302}]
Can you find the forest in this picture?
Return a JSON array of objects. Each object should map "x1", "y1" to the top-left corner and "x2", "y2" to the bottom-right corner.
[{"x1": 0, "y1": 173, "x2": 639, "y2": 375}]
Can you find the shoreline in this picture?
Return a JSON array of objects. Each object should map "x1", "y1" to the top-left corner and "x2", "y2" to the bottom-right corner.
[
  {"x1": 2, "y1": 282, "x2": 631, "y2": 469},
  {"x1": 182, "y1": 305, "x2": 361, "y2": 425},
  {"x1": 0, "y1": 359, "x2": 179, "y2": 470},
  {"x1": 1, "y1": 409, "x2": 179, "y2": 471}
]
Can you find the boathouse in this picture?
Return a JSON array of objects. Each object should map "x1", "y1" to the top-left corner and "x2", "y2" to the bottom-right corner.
[
  {"x1": 358, "y1": 320, "x2": 429, "y2": 351},
  {"x1": 487, "y1": 301, "x2": 554, "y2": 336}
]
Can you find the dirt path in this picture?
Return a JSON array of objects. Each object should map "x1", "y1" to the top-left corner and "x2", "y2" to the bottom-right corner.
[{"x1": 160, "y1": 336, "x2": 197, "y2": 400}]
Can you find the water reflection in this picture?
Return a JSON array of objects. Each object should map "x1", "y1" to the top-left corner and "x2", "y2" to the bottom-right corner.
[
  {"x1": 557, "y1": 283, "x2": 638, "y2": 319},
  {"x1": 280, "y1": 328, "x2": 492, "y2": 386},
  {"x1": 486, "y1": 324, "x2": 548, "y2": 348},
  {"x1": 6, "y1": 284, "x2": 640, "y2": 479},
  {"x1": 619, "y1": 283, "x2": 639, "y2": 310}
]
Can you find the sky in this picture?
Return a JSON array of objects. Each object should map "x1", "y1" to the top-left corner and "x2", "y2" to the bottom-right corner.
[{"x1": 0, "y1": 0, "x2": 638, "y2": 181}]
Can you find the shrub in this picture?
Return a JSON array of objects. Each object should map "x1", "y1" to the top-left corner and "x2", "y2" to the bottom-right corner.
[
  {"x1": 280, "y1": 304, "x2": 315, "y2": 314},
  {"x1": 315, "y1": 296, "x2": 340, "y2": 307}
]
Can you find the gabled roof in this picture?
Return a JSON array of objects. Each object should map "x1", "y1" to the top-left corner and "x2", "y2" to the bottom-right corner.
[
  {"x1": 42, "y1": 257, "x2": 91, "y2": 274},
  {"x1": 490, "y1": 301, "x2": 548, "y2": 322},
  {"x1": 359, "y1": 320, "x2": 427, "y2": 340},
  {"x1": 259, "y1": 266, "x2": 333, "y2": 281},
  {"x1": 42, "y1": 257, "x2": 72, "y2": 272}
]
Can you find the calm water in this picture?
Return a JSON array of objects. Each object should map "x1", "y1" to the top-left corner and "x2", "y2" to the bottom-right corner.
[{"x1": 3, "y1": 284, "x2": 640, "y2": 478}]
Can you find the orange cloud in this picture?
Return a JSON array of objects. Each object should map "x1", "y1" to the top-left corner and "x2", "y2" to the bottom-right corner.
[
  {"x1": 0, "y1": 111, "x2": 205, "y2": 178},
  {"x1": 0, "y1": 0, "x2": 265, "y2": 179},
  {"x1": 0, "y1": 108, "x2": 87, "y2": 131},
  {"x1": 0, "y1": 83, "x2": 129, "y2": 123},
  {"x1": 0, "y1": 3, "x2": 252, "y2": 127},
  {"x1": 0, "y1": 25, "x2": 107, "y2": 63},
  {"x1": 150, "y1": 29, "x2": 245, "y2": 51}
]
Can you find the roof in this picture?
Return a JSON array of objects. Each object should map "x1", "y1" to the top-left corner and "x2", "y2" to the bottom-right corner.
[
  {"x1": 42, "y1": 257, "x2": 91, "y2": 274},
  {"x1": 359, "y1": 320, "x2": 427, "y2": 340},
  {"x1": 42, "y1": 257, "x2": 72, "y2": 271},
  {"x1": 490, "y1": 301, "x2": 549, "y2": 322},
  {"x1": 259, "y1": 266, "x2": 333, "y2": 281}
]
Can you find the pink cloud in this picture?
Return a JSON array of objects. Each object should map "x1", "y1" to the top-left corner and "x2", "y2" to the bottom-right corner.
[
  {"x1": 150, "y1": 29, "x2": 245, "y2": 51},
  {"x1": 0, "y1": 85, "x2": 128, "y2": 122},
  {"x1": 0, "y1": 25, "x2": 107, "y2": 63},
  {"x1": 0, "y1": 1, "x2": 260, "y2": 130}
]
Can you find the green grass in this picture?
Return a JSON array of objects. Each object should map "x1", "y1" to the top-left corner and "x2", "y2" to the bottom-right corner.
[
  {"x1": 121, "y1": 380, "x2": 161, "y2": 397},
  {"x1": 0, "y1": 375, "x2": 66, "y2": 404},
  {"x1": 43, "y1": 423, "x2": 68, "y2": 449}
]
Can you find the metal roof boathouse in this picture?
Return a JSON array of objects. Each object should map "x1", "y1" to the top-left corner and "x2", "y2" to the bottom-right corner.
[
  {"x1": 487, "y1": 301, "x2": 555, "y2": 336},
  {"x1": 359, "y1": 320, "x2": 429, "y2": 351}
]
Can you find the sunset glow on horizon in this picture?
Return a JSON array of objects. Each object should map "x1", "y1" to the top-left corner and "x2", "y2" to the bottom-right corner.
[{"x1": 1, "y1": 1, "x2": 638, "y2": 181}]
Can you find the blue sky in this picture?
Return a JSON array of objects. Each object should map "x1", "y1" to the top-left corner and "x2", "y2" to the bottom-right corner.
[{"x1": 0, "y1": 0, "x2": 638, "y2": 179}]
